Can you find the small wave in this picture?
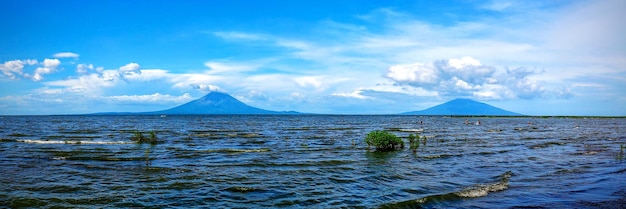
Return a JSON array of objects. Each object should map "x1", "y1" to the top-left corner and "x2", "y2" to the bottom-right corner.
[
  {"x1": 225, "y1": 186, "x2": 259, "y2": 193},
  {"x1": 421, "y1": 154, "x2": 459, "y2": 159},
  {"x1": 399, "y1": 129, "x2": 423, "y2": 132},
  {"x1": 382, "y1": 171, "x2": 513, "y2": 208},
  {"x1": 17, "y1": 139, "x2": 134, "y2": 144},
  {"x1": 454, "y1": 180, "x2": 508, "y2": 198},
  {"x1": 453, "y1": 171, "x2": 511, "y2": 198},
  {"x1": 204, "y1": 148, "x2": 271, "y2": 153}
]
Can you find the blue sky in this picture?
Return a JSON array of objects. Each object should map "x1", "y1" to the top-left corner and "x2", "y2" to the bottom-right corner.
[{"x1": 1, "y1": 0, "x2": 625, "y2": 115}]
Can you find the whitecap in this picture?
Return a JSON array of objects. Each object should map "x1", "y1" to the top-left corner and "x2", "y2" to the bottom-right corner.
[
  {"x1": 454, "y1": 181, "x2": 508, "y2": 198},
  {"x1": 454, "y1": 171, "x2": 512, "y2": 198}
]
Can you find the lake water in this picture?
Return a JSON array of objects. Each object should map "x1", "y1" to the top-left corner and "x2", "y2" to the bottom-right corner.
[{"x1": 1, "y1": 115, "x2": 625, "y2": 208}]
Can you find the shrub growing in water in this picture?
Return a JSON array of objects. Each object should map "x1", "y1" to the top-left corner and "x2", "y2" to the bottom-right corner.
[{"x1": 365, "y1": 130, "x2": 404, "y2": 151}]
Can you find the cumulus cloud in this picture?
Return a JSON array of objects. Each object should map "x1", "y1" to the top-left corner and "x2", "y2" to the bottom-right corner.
[
  {"x1": 32, "y1": 58, "x2": 61, "y2": 81},
  {"x1": 106, "y1": 93, "x2": 193, "y2": 104},
  {"x1": 76, "y1": 64, "x2": 94, "y2": 74},
  {"x1": 385, "y1": 57, "x2": 547, "y2": 100},
  {"x1": 331, "y1": 89, "x2": 372, "y2": 99},
  {"x1": 0, "y1": 59, "x2": 37, "y2": 79},
  {"x1": 385, "y1": 62, "x2": 438, "y2": 85},
  {"x1": 53, "y1": 52, "x2": 79, "y2": 59},
  {"x1": 119, "y1": 62, "x2": 141, "y2": 76},
  {"x1": 294, "y1": 76, "x2": 323, "y2": 89},
  {"x1": 190, "y1": 83, "x2": 222, "y2": 92}
]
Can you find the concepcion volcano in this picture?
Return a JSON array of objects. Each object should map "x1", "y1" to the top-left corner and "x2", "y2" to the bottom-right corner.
[{"x1": 149, "y1": 92, "x2": 298, "y2": 115}]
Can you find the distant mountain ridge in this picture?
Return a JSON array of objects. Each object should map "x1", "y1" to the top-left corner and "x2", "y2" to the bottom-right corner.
[
  {"x1": 150, "y1": 92, "x2": 298, "y2": 115},
  {"x1": 91, "y1": 92, "x2": 299, "y2": 115},
  {"x1": 403, "y1": 98, "x2": 522, "y2": 116},
  {"x1": 92, "y1": 93, "x2": 519, "y2": 116}
]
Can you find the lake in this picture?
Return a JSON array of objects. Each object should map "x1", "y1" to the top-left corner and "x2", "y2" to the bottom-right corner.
[{"x1": 1, "y1": 115, "x2": 624, "y2": 208}]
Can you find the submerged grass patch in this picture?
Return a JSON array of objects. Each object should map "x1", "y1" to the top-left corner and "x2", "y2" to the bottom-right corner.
[
  {"x1": 529, "y1": 141, "x2": 566, "y2": 149},
  {"x1": 130, "y1": 130, "x2": 158, "y2": 144}
]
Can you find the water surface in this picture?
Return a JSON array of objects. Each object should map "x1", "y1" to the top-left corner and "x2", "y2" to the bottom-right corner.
[{"x1": 1, "y1": 115, "x2": 624, "y2": 208}]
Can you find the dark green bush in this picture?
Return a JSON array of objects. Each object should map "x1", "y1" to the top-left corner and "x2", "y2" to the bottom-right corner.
[{"x1": 365, "y1": 130, "x2": 404, "y2": 151}]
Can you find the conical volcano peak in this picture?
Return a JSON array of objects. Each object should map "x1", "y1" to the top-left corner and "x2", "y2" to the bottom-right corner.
[
  {"x1": 403, "y1": 98, "x2": 522, "y2": 116},
  {"x1": 201, "y1": 91, "x2": 231, "y2": 100},
  {"x1": 198, "y1": 92, "x2": 237, "y2": 103},
  {"x1": 152, "y1": 92, "x2": 297, "y2": 115}
]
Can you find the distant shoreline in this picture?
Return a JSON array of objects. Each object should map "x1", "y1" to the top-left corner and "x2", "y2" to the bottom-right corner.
[{"x1": 1, "y1": 114, "x2": 624, "y2": 118}]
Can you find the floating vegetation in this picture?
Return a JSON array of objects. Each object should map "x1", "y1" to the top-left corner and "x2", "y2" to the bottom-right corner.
[
  {"x1": 225, "y1": 186, "x2": 258, "y2": 193},
  {"x1": 365, "y1": 130, "x2": 404, "y2": 151},
  {"x1": 579, "y1": 143, "x2": 609, "y2": 155},
  {"x1": 408, "y1": 134, "x2": 420, "y2": 153},
  {"x1": 130, "y1": 130, "x2": 158, "y2": 144},
  {"x1": 617, "y1": 145, "x2": 625, "y2": 160},
  {"x1": 529, "y1": 141, "x2": 566, "y2": 149}
]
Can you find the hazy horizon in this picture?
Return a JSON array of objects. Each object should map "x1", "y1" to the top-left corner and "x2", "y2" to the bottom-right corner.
[{"x1": 1, "y1": 0, "x2": 625, "y2": 116}]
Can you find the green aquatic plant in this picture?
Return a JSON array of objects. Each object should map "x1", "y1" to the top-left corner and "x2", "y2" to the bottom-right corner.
[
  {"x1": 145, "y1": 146, "x2": 152, "y2": 166},
  {"x1": 131, "y1": 130, "x2": 158, "y2": 144},
  {"x1": 149, "y1": 130, "x2": 157, "y2": 141},
  {"x1": 408, "y1": 134, "x2": 420, "y2": 153},
  {"x1": 132, "y1": 131, "x2": 144, "y2": 141},
  {"x1": 365, "y1": 130, "x2": 404, "y2": 151}
]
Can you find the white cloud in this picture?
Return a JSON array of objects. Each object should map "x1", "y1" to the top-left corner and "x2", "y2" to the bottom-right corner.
[
  {"x1": 331, "y1": 89, "x2": 372, "y2": 99},
  {"x1": 190, "y1": 83, "x2": 222, "y2": 92},
  {"x1": 76, "y1": 64, "x2": 94, "y2": 74},
  {"x1": 53, "y1": 52, "x2": 79, "y2": 59},
  {"x1": 384, "y1": 57, "x2": 549, "y2": 100},
  {"x1": 385, "y1": 62, "x2": 439, "y2": 85},
  {"x1": 106, "y1": 93, "x2": 193, "y2": 104},
  {"x1": 32, "y1": 58, "x2": 61, "y2": 81},
  {"x1": 119, "y1": 62, "x2": 141, "y2": 76},
  {"x1": 204, "y1": 61, "x2": 260, "y2": 74},
  {"x1": 447, "y1": 57, "x2": 482, "y2": 69},
  {"x1": 43, "y1": 58, "x2": 60, "y2": 68},
  {"x1": 294, "y1": 76, "x2": 323, "y2": 89},
  {"x1": 0, "y1": 59, "x2": 37, "y2": 79}
]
